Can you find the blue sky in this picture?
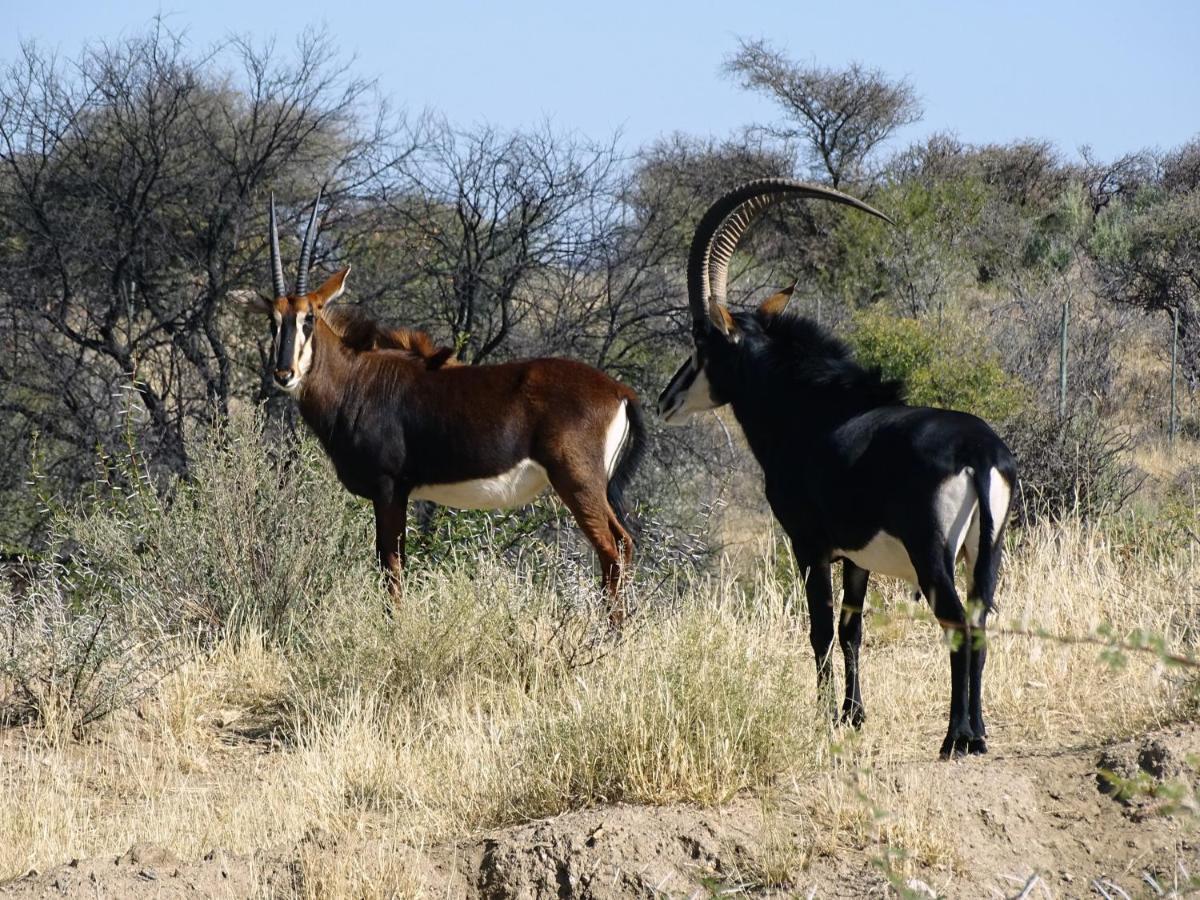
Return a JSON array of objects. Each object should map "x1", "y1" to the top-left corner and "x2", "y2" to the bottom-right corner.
[{"x1": 5, "y1": 0, "x2": 1197, "y2": 162}]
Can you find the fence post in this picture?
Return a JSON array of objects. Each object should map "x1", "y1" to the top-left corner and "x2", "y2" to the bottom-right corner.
[
  {"x1": 1058, "y1": 298, "x2": 1070, "y2": 419},
  {"x1": 1169, "y1": 306, "x2": 1179, "y2": 446}
]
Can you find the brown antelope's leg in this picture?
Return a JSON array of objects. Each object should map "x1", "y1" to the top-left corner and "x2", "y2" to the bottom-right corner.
[
  {"x1": 373, "y1": 498, "x2": 408, "y2": 599},
  {"x1": 607, "y1": 511, "x2": 634, "y2": 612},
  {"x1": 608, "y1": 514, "x2": 634, "y2": 570},
  {"x1": 548, "y1": 469, "x2": 625, "y2": 627}
]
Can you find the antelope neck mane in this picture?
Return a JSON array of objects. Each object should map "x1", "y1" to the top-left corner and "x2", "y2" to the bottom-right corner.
[
  {"x1": 753, "y1": 312, "x2": 905, "y2": 410},
  {"x1": 321, "y1": 306, "x2": 457, "y2": 368}
]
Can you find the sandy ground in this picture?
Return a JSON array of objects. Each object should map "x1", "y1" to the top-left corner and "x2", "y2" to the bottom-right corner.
[{"x1": 2, "y1": 724, "x2": 1196, "y2": 899}]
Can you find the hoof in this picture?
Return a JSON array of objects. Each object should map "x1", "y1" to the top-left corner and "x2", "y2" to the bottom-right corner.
[
  {"x1": 968, "y1": 737, "x2": 988, "y2": 755},
  {"x1": 839, "y1": 704, "x2": 866, "y2": 729},
  {"x1": 939, "y1": 733, "x2": 973, "y2": 759}
]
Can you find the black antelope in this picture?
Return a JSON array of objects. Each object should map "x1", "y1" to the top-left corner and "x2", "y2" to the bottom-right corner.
[
  {"x1": 242, "y1": 194, "x2": 647, "y2": 621},
  {"x1": 657, "y1": 179, "x2": 1017, "y2": 757}
]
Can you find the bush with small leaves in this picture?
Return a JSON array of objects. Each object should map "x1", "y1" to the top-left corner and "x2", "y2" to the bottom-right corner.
[
  {"x1": 847, "y1": 308, "x2": 1029, "y2": 423},
  {"x1": 0, "y1": 562, "x2": 184, "y2": 736}
]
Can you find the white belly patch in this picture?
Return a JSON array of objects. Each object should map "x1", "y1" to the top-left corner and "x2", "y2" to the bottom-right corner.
[
  {"x1": 835, "y1": 531, "x2": 918, "y2": 583},
  {"x1": 411, "y1": 459, "x2": 550, "y2": 510},
  {"x1": 835, "y1": 469, "x2": 1006, "y2": 587}
]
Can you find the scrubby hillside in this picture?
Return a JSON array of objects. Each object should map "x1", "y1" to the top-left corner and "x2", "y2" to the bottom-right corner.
[
  {"x1": 1, "y1": 24, "x2": 1199, "y2": 898},
  {"x1": 2, "y1": 412, "x2": 1198, "y2": 897}
]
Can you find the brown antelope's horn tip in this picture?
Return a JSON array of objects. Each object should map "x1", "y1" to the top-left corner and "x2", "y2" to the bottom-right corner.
[
  {"x1": 268, "y1": 191, "x2": 287, "y2": 299},
  {"x1": 295, "y1": 189, "x2": 323, "y2": 296}
]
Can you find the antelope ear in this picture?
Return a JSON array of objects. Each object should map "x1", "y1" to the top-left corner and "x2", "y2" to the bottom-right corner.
[
  {"x1": 229, "y1": 289, "x2": 273, "y2": 314},
  {"x1": 427, "y1": 347, "x2": 459, "y2": 369},
  {"x1": 709, "y1": 304, "x2": 740, "y2": 342},
  {"x1": 311, "y1": 265, "x2": 351, "y2": 310},
  {"x1": 759, "y1": 281, "x2": 797, "y2": 318}
]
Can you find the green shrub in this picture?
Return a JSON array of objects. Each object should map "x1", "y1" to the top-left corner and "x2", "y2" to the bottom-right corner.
[
  {"x1": 49, "y1": 407, "x2": 378, "y2": 645},
  {"x1": 847, "y1": 308, "x2": 1028, "y2": 422}
]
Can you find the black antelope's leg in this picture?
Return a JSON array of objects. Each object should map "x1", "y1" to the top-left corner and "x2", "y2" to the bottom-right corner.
[
  {"x1": 967, "y1": 605, "x2": 990, "y2": 754},
  {"x1": 920, "y1": 556, "x2": 973, "y2": 759},
  {"x1": 801, "y1": 559, "x2": 837, "y2": 720},
  {"x1": 840, "y1": 561, "x2": 869, "y2": 727}
]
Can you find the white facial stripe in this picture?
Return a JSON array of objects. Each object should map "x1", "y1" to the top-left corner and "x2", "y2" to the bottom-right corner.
[
  {"x1": 661, "y1": 356, "x2": 722, "y2": 425},
  {"x1": 295, "y1": 331, "x2": 314, "y2": 380}
]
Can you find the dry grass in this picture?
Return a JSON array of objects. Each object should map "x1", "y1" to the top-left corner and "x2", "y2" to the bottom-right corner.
[{"x1": 2, "y1": 502, "x2": 1198, "y2": 892}]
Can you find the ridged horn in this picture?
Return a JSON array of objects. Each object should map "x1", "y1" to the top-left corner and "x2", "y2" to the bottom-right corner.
[
  {"x1": 268, "y1": 193, "x2": 287, "y2": 299},
  {"x1": 686, "y1": 178, "x2": 893, "y2": 339},
  {"x1": 294, "y1": 189, "x2": 322, "y2": 296}
]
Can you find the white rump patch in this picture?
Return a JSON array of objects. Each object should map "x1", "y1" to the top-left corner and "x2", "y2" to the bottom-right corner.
[
  {"x1": 961, "y1": 467, "x2": 1013, "y2": 582},
  {"x1": 412, "y1": 459, "x2": 550, "y2": 510},
  {"x1": 604, "y1": 401, "x2": 630, "y2": 478},
  {"x1": 936, "y1": 469, "x2": 977, "y2": 562},
  {"x1": 835, "y1": 469, "x2": 991, "y2": 587},
  {"x1": 988, "y1": 467, "x2": 1011, "y2": 543},
  {"x1": 834, "y1": 531, "x2": 918, "y2": 584}
]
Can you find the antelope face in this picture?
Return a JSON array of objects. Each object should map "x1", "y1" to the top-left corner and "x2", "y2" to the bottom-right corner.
[
  {"x1": 658, "y1": 348, "x2": 722, "y2": 425},
  {"x1": 239, "y1": 266, "x2": 350, "y2": 395},
  {"x1": 659, "y1": 285, "x2": 798, "y2": 425},
  {"x1": 268, "y1": 295, "x2": 320, "y2": 394},
  {"x1": 665, "y1": 177, "x2": 890, "y2": 427},
  {"x1": 242, "y1": 191, "x2": 350, "y2": 395},
  {"x1": 657, "y1": 313, "x2": 754, "y2": 425}
]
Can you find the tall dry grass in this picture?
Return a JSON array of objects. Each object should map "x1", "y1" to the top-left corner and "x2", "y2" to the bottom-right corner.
[{"x1": 1, "y1": 410, "x2": 1197, "y2": 892}]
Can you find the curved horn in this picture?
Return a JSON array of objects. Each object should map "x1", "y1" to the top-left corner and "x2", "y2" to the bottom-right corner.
[
  {"x1": 268, "y1": 193, "x2": 287, "y2": 299},
  {"x1": 294, "y1": 189, "x2": 322, "y2": 296},
  {"x1": 686, "y1": 178, "x2": 893, "y2": 337}
]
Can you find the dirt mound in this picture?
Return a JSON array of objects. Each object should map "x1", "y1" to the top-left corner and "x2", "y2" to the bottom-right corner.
[
  {"x1": 470, "y1": 800, "x2": 854, "y2": 898},
  {"x1": 4, "y1": 727, "x2": 1199, "y2": 898},
  {"x1": 1098, "y1": 729, "x2": 1200, "y2": 820},
  {"x1": 0, "y1": 844, "x2": 295, "y2": 899}
]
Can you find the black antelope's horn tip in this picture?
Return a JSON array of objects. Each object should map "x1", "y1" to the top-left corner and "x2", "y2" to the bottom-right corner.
[{"x1": 688, "y1": 179, "x2": 894, "y2": 334}]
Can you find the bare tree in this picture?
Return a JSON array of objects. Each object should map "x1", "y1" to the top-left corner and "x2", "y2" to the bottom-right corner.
[
  {"x1": 1092, "y1": 190, "x2": 1200, "y2": 386},
  {"x1": 724, "y1": 38, "x2": 921, "y2": 188},
  {"x1": 1161, "y1": 135, "x2": 1200, "y2": 194},
  {"x1": 0, "y1": 23, "x2": 401, "y2": 543},
  {"x1": 369, "y1": 119, "x2": 630, "y2": 364},
  {"x1": 1078, "y1": 145, "x2": 1155, "y2": 216}
]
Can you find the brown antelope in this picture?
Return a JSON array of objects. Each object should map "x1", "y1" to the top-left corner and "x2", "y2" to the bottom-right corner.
[{"x1": 241, "y1": 194, "x2": 647, "y2": 621}]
